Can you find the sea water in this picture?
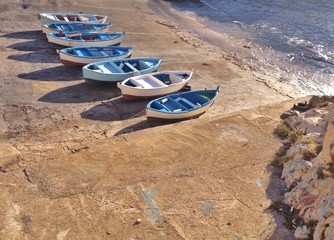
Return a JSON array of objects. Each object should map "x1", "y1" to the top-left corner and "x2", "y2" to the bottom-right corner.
[{"x1": 155, "y1": 0, "x2": 334, "y2": 95}]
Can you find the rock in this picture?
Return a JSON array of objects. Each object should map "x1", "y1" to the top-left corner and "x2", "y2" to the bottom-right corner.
[
  {"x1": 281, "y1": 105, "x2": 334, "y2": 238},
  {"x1": 0, "y1": 143, "x2": 21, "y2": 172},
  {"x1": 316, "y1": 206, "x2": 331, "y2": 220},
  {"x1": 314, "y1": 119, "x2": 334, "y2": 166},
  {"x1": 331, "y1": 145, "x2": 334, "y2": 161},
  {"x1": 323, "y1": 218, "x2": 334, "y2": 240},
  {"x1": 309, "y1": 96, "x2": 334, "y2": 108},
  {"x1": 134, "y1": 218, "x2": 142, "y2": 225},
  {"x1": 294, "y1": 225, "x2": 310, "y2": 239},
  {"x1": 282, "y1": 159, "x2": 312, "y2": 187},
  {"x1": 284, "y1": 105, "x2": 334, "y2": 136},
  {"x1": 280, "y1": 109, "x2": 299, "y2": 120},
  {"x1": 328, "y1": 197, "x2": 334, "y2": 210}
]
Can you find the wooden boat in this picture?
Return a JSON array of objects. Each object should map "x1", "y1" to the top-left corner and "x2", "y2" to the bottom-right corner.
[
  {"x1": 38, "y1": 12, "x2": 107, "y2": 24},
  {"x1": 41, "y1": 22, "x2": 111, "y2": 35},
  {"x1": 117, "y1": 70, "x2": 193, "y2": 100},
  {"x1": 82, "y1": 57, "x2": 163, "y2": 82},
  {"x1": 146, "y1": 86, "x2": 220, "y2": 120},
  {"x1": 58, "y1": 46, "x2": 133, "y2": 66},
  {"x1": 46, "y1": 31, "x2": 125, "y2": 48}
]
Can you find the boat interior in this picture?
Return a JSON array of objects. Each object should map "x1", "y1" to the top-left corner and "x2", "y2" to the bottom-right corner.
[
  {"x1": 128, "y1": 76, "x2": 168, "y2": 89},
  {"x1": 77, "y1": 34, "x2": 98, "y2": 41},
  {"x1": 150, "y1": 92, "x2": 213, "y2": 112},
  {"x1": 58, "y1": 24, "x2": 73, "y2": 31},
  {"x1": 125, "y1": 73, "x2": 185, "y2": 88},
  {"x1": 66, "y1": 47, "x2": 126, "y2": 57},
  {"x1": 55, "y1": 15, "x2": 79, "y2": 22},
  {"x1": 155, "y1": 73, "x2": 188, "y2": 83},
  {"x1": 88, "y1": 60, "x2": 153, "y2": 73},
  {"x1": 54, "y1": 14, "x2": 96, "y2": 22},
  {"x1": 150, "y1": 95, "x2": 201, "y2": 112},
  {"x1": 71, "y1": 24, "x2": 100, "y2": 31},
  {"x1": 63, "y1": 33, "x2": 105, "y2": 41},
  {"x1": 48, "y1": 23, "x2": 106, "y2": 32},
  {"x1": 95, "y1": 16, "x2": 105, "y2": 20}
]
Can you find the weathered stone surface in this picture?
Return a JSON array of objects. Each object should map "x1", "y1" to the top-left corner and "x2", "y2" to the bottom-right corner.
[
  {"x1": 0, "y1": 142, "x2": 20, "y2": 171},
  {"x1": 294, "y1": 225, "x2": 310, "y2": 239},
  {"x1": 282, "y1": 158, "x2": 313, "y2": 187},
  {"x1": 285, "y1": 105, "x2": 334, "y2": 136},
  {"x1": 309, "y1": 96, "x2": 334, "y2": 108},
  {"x1": 315, "y1": 120, "x2": 334, "y2": 166},
  {"x1": 282, "y1": 101, "x2": 334, "y2": 239}
]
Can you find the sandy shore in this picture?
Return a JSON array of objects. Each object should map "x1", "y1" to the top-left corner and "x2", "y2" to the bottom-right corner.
[{"x1": 0, "y1": 0, "x2": 306, "y2": 239}]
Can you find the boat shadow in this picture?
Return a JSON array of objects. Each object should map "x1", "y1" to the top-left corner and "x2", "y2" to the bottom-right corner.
[
  {"x1": 18, "y1": 66, "x2": 82, "y2": 81},
  {"x1": 7, "y1": 39, "x2": 51, "y2": 51},
  {"x1": 80, "y1": 98, "x2": 149, "y2": 121},
  {"x1": 1, "y1": 30, "x2": 44, "y2": 40},
  {"x1": 38, "y1": 82, "x2": 118, "y2": 104},
  {"x1": 113, "y1": 119, "x2": 174, "y2": 136},
  {"x1": 8, "y1": 49, "x2": 60, "y2": 63}
]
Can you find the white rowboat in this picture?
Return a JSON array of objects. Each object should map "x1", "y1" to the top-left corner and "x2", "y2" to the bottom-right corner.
[
  {"x1": 117, "y1": 70, "x2": 193, "y2": 100},
  {"x1": 38, "y1": 12, "x2": 107, "y2": 24}
]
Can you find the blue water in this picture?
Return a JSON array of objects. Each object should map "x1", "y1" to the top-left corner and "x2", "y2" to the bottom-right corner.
[{"x1": 157, "y1": 0, "x2": 334, "y2": 95}]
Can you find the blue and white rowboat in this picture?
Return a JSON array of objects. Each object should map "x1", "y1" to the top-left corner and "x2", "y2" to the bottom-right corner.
[
  {"x1": 41, "y1": 22, "x2": 112, "y2": 35},
  {"x1": 82, "y1": 57, "x2": 163, "y2": 82},
  {"x1": 146, "y1": 86, "x2": 220, "y2": 120},
  {"x1": 58, "y1": 46, "x2": 133, "y2": 66},
  {"x1": 46, "y1": 31, "x2": 125, "y2": 48}
]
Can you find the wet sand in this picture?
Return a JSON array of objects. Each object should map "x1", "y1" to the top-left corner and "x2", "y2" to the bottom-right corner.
[{"x1": 0, "y1": 0, "x2": 304, "y2": 239}]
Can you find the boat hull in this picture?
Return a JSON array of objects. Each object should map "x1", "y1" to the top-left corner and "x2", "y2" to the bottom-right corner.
[
  {"x1": 120, "y1": 87, "x2": 185, "y2": 100},
  {"x1": 59, "y1": 55, "x2": 131, "y2": 67}
]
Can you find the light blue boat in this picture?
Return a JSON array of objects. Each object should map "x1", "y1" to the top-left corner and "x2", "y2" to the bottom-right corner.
[
  {"x1": 82, "y1": 57, "x2": 163, "y2": 82},
  {"x1": 47, "y1": 31, "x2": 125, "y2": 48},
  {"x1": 146, "y1": 86, "x2": 220, "y2": 120},
  {"x1": 42, "y1": 22, "x2": 112, "y2": 34}
]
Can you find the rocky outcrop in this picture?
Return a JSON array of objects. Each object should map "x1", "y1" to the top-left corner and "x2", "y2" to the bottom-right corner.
[
  {"x1": 0, "y1": 142, "x2": 21, "y2": 172},
  {"x1": 280, "y1": 98, "x2": 334, "y2": 239}
]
